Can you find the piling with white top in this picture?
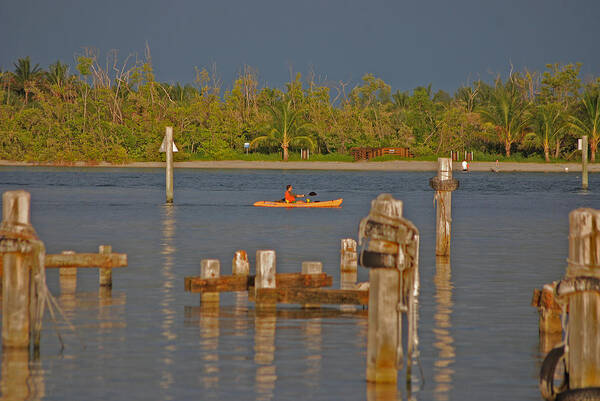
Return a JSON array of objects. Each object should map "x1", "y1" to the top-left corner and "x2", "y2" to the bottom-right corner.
[
  {"x1": 165, "y1": 126, "x2": 174, "y2": 204},
  {"x1": 340, "y1": 239, "x2": 358, "y2": 290},
  {"x1": 429, "y1": 158, "x2": 459, "y2": 256}
]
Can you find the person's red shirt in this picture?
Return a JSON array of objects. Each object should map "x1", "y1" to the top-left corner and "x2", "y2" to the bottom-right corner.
[{"x1": 284, "y1": 189, "x2": 296, "y2": 203}]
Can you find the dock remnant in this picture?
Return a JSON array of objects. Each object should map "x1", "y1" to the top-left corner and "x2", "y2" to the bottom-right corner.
[
  {"x1": 201, "y1": 259, "x2": 221, "y2": 303},
  {"x1": 164, "y1": 126, "x2": 174, "y2": 203},
  {"x1": 0, "y1": 190, "x2": 47, "y2": 350},
  {"x1": 233, "y1": 250, "x2": 249, "y2": 276},
  {"x1": 358, "y1": 193, "x2": 420, "y2": 384},
  {"x1": 340, "y1": 238, "x2": 358, "y2": 289},
  {"x1": 539, "y1": 208, "x2": 600, "y2": 400},
  {"x1": 582, "y1": 135, "x2": 589, "y2": 190},
  {"x1": 429, "y1": 158, "x2": 459, "y2": 256}
]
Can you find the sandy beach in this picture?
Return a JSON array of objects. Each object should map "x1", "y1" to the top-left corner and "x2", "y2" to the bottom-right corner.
[{"x1": 0, "y1": 159, "x2": 598, "y2": 172}]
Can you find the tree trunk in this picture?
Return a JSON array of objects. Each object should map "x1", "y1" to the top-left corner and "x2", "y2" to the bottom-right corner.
[
  {"x1": 505, "y1": 141, "x2": 511, "y2": 157},
  {"x1": 544, "y1": 148, "x2": 550, "y2": 162},
  {"x1": 554, "y1": 139, "x2": 561, "y2": 159},
  {"x1": 282, "y1": 146, "x2": 289, "y2": 161}
]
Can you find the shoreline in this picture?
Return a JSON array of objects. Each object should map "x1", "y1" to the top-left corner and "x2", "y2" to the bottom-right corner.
[{"x1": 0, "y1": 159, "x2": 598, "y2": 172}]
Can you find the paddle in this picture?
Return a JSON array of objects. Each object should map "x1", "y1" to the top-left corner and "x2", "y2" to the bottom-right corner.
[{"x1": 307, "y1": 192, "x2": 317, "y2": 196}]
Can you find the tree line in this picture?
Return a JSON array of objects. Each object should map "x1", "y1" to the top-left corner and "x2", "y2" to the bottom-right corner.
[{"x1": 1, "y1": 49, "x2": 599, "y2": 163}]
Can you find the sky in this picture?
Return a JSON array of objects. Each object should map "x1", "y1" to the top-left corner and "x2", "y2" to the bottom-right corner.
[{"x1": 1, "y1": 0, "x2": 598, "y2": 95}]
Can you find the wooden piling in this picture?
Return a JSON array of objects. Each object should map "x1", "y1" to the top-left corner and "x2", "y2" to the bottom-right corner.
[
  {"x1": 255, "y1": 250, "x2": 276, "y2": 308},
  {"x1": 563, "y1": 208, "x2": 600, "y2": 389},
  {"x1": 364, "y1": 196, "x2": 402, "y2": 384},
  {"x1": 582, "y1": 135, "x2": 589, "y2": 190},
  {"x1": 99, "y1": 245, "x2": 112, "y2": 288},
  {"x1": 340, "y1": 239, "x2": 358, "y2": 290},
  {"x1": 200, "y1": 259, "x2": 220, "y2": 303},
  {"x1": 232, "y1": 250, "x2": 249, "y2": 276},
  {"x1": 59, "y1": 250, "x2": 77, "y2": 294},
  {"x1": 429, "y1": 158, "x2": 459, "y2": 256},
  {"x1": 165, "y1": 126, "x2": 174, "y2": 203},
  {"x1": 301, "y1": 262, "x2": 322, "y2": 308},
  {"x1": 359, "y1": 194, "x2": 420, "y2": 385},
  {"x1": 1, "y1": 191, "x2": 34, "y2": 349}
]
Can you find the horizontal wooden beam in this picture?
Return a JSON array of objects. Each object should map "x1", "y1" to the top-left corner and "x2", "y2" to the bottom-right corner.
[
  {"x1": 252, "y1": 288, "x2": 369, "y2": 306},
  {"x1": 45, "y1": 253, "x2": 127, "y2": 269},
  {"x1": 184, "y1": 272, "x2": 333, "y2": 293}
]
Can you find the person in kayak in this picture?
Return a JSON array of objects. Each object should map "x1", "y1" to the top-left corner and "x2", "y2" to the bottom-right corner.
[{"x1": 284, "y1": 185, "x2": 305, "y2": 203}]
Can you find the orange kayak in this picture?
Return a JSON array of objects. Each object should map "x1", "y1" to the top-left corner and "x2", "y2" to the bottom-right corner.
[{"x1": 253, "y1": 198, "x2": 343, "y2": 208}]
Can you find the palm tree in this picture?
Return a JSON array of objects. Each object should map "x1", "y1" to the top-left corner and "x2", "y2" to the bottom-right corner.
[
  {"x1": 46, "y1": 60, "x2": 69, "y2": 87},
  {"x1": 477, "y1": 78, "x2": 530, "y2": 157},
  {"x1": 569, "y1": 89, "x2": 600, "y2": 162},
  {"x1": 532, "y1": 103, "x2": 566, "y2": 162},
  {"x1": 13, "y1": 57, "x2": 43, "y2": 104},
  {"x1": 250, "y1": 100, "x2": 315, "y2": 161}
]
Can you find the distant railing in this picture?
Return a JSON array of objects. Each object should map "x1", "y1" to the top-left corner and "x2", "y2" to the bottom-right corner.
[{"x1": 350, "y1": 147, "x2": 414, "y2": 161}]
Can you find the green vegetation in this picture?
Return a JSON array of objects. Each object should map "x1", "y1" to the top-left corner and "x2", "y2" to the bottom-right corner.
[{"x1": 0, "y1": 51, "x2": 599, "y2": 163}]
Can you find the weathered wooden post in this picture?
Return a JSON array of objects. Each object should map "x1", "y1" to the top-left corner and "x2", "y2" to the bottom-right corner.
[
  {"x1": 540, "y1": 208, "x2": 600, "y2": 400},
  {"x1": 255, "y1": 250, "x2": 276, "y2": 309},
  {"x1": 232, "y1": 250, "x2": 250, "y2": 276},
  {"x1": 99, "y1": 245, "x2": 112, "y2": 288},
  {"x1": 582, "y1": 135, "x2": 589, "y2": 190},
  {"x1": 59, "y1": 250, "x2": 77, "y2": 294},
  {"x1": 340, "y1": 238, "x2": 358, "y2": 290},
  {"x1": 165, "y1": 126, "x2": 174, "y2": 203},
  {"x1": 302, "y1": 261, "x2": 322, "y2": 308},
  {"x1": 429, "y1": 158, "x2": 459, "y2": 256},
  {"x1": 561, "y1": 209, "x2": 600, "y2": 389},
  {"x1": 531, "y1": 282, "x2": 562, "y2": 353},
  {"x1": 359, "y1": 194, "x2": 420, "y2": 384},
  {"x1": 1, "y1": 190, "x2": 46, "y2": 350},
  {"x1": 200, "y1": 259, "x2": 220, "y2": 303}
]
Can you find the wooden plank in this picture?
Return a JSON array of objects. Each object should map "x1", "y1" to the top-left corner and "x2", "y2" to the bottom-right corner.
[
  {"x1": 45, "y1": 253, "x2": 127, "y2": 268},
  {"x1": 253, "y1": 288, "x2": 369, "y2": 306},
  {"x1": 185, "y1": 272, "x2": 332, "y2": 293}
]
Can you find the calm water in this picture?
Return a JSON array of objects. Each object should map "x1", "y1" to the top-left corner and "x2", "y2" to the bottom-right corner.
[{"x1": 0, "y1": 167, "x2": 599, "y2": 401}]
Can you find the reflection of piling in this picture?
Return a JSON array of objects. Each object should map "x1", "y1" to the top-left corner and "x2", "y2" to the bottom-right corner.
[
  {"x1": 434, "y1": 256, "x2": 455, "y2": 401},
  {"x1": 359, "y1": 194, "x2": 420, "y2": 384},
  {"x1": 1, "y1": 348, "x2": 45, "y2": 400},
  {"x1": 201, "y1": 259, "x2": 220, "y2": 304},
  {"x1": 165, "y1": 126, "x2": 174, "y2": 203},
  {"x1": 429, "y1": 158, "x2": 459, "y2": 256},
  {"x1": 340, "y1": 239, "x2": 358, "y2": 289},
  {"x1": 1, "y1": 191, "x2": 46, "y2": 350}
]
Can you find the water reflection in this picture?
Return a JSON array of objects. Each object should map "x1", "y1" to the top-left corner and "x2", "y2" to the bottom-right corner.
[
  {"x1": 0, "y1": 349, "x2": 45, "y2": 401},
  {"x1": 433, "y1": 257, "x2": 455, "y2": 401},
  {"x1": 303, "y1": 318, "x2": 322, "y2": 389},
  {"x1": 160, "y1": 205, "x2": 177, "y2": 400},
  {"x1": 255, "y1": 308, "x2": 277, "y2": 401},
  {"x1": 366, "y1": 383, "x2": 400, "y2": 401}
]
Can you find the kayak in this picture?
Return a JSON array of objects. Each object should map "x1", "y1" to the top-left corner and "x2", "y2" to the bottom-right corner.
[{"x1": 253, "y1": 198, "x2": 343, "y2": 208}]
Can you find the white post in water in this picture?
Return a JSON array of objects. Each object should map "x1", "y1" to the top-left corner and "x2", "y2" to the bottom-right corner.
[
  {"x1": 232, "y1": 250, "x2": 250, "y2": 276},
  {"x1": 255, "y1": 250, "x2": 276, "y2": 308},
  {"x1": 165, "y1": 126, "x2": 174, "y2": 203},
  {"x1": 340, "y1": 238, "x2": 357, "y2": 289},
  {"x1": 582, "y1": 135, "x2": 589, "y2": 190},
  {"x1": 59, "y1": 250, "x2": 77, "y2": 294},
  {"x1": 200, "y1": 259, "x2": 220, "y2": 303}
]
